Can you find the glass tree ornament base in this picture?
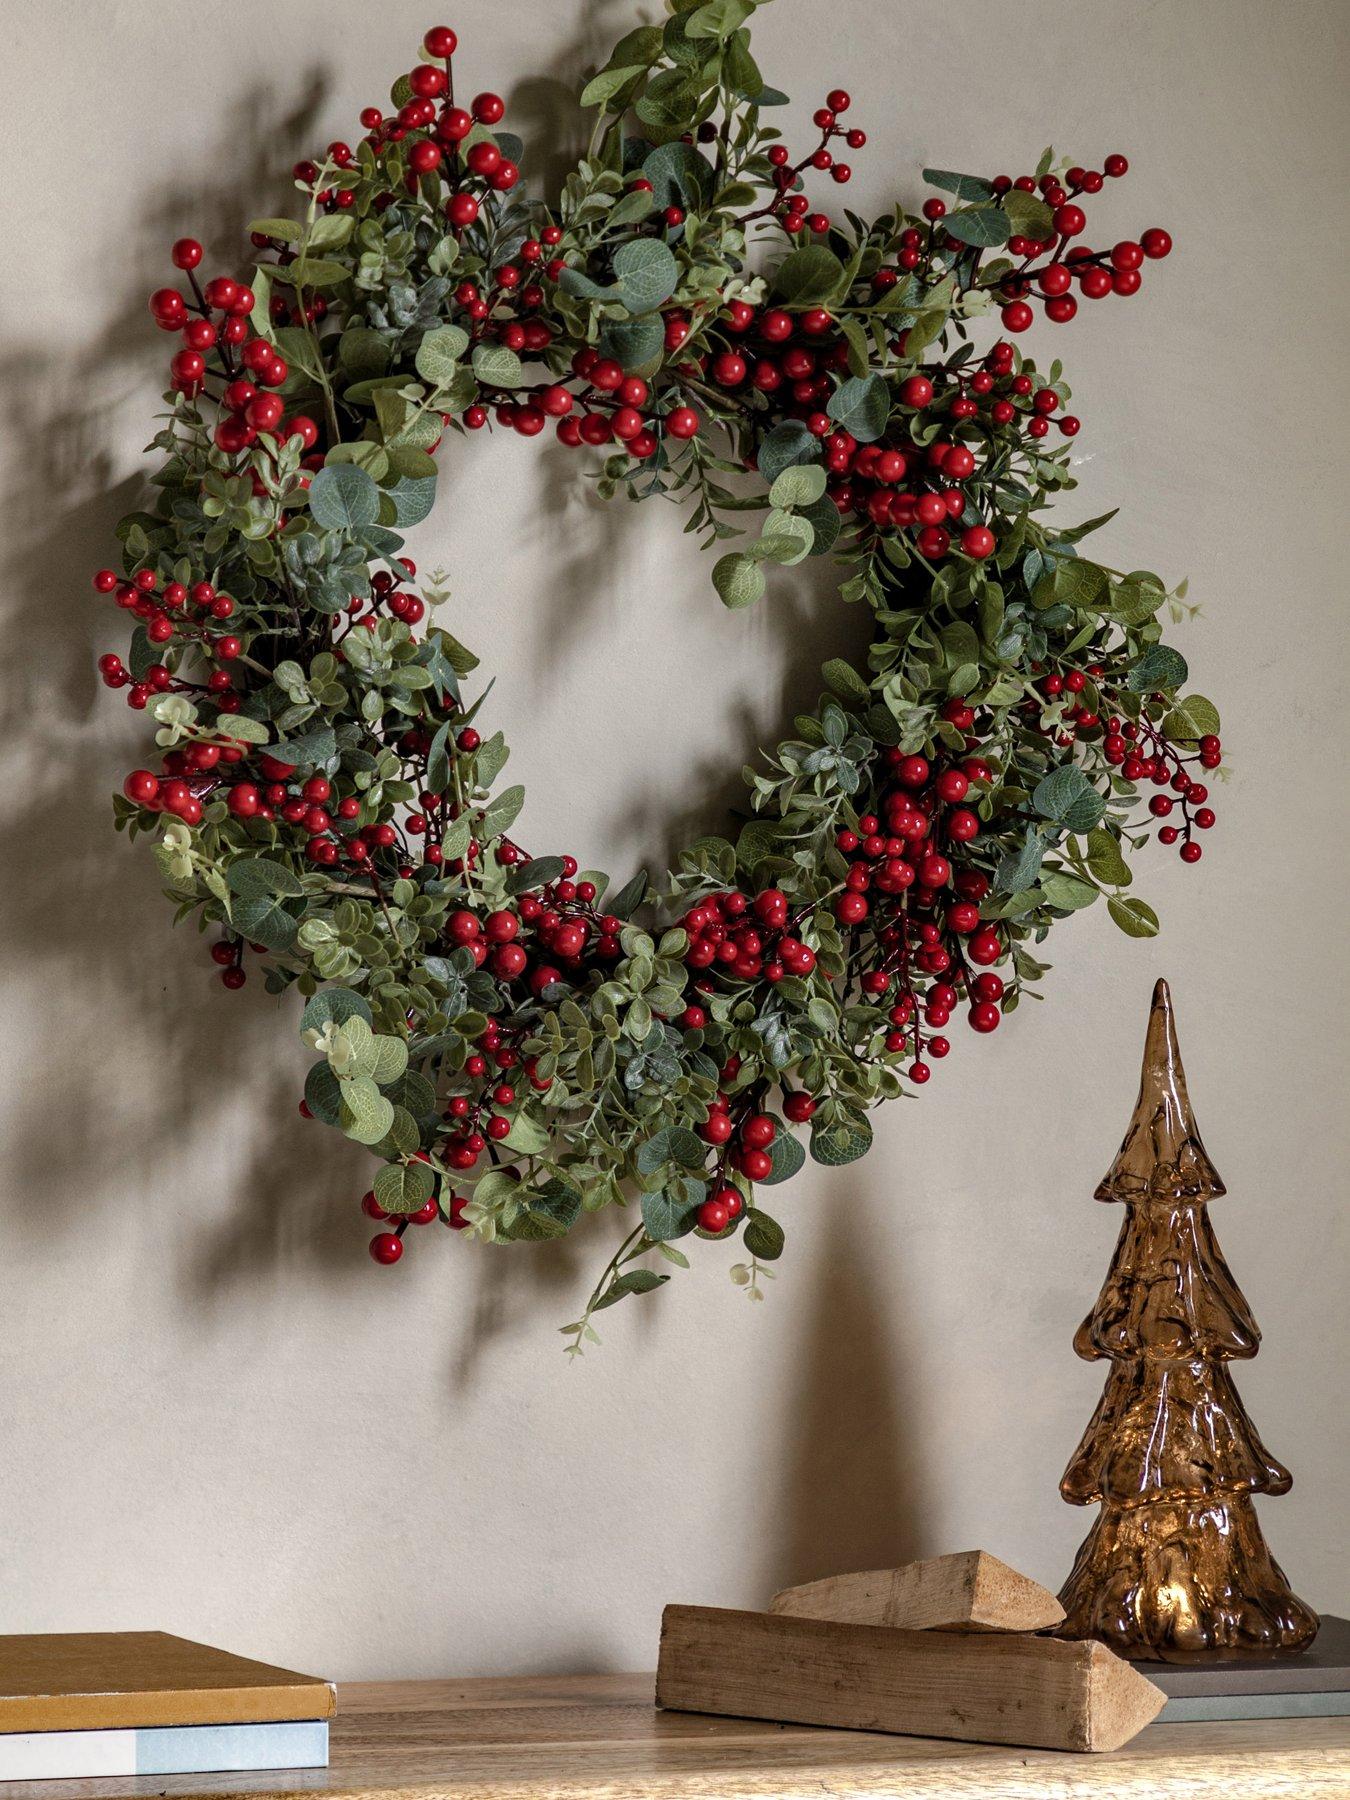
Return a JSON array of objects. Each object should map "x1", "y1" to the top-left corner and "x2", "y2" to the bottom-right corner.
[{"x1": 1058, "y1": 1493, "x2": 1319, "y2": 1663}]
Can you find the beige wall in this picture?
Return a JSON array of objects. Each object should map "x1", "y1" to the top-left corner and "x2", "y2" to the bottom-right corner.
[{"x1": 0, "y1": 0, "x2": 1345, "y2": 1677}]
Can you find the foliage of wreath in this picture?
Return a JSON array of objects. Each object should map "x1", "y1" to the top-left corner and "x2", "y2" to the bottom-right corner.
[{"x1": 100, "y1": 0, "x2": 1222, "y2": 1349}]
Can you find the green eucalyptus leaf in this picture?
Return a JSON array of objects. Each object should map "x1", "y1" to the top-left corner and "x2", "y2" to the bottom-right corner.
[
  {"x1": 713, "y1": 552, "x2": 766, "y2": 609},
  {"x1": 415, "y1": 323, "x2": 470, "y2": 386},
  {"x1": 761, "y1": 1129, "x2": 805, "y2": 1186},
  {"x1": 611, "y1": 238, "x2": 679, "y2": 314},
  {"x1": 1127, "y1": 644, "x2": 1189, "y2": 694},
  {"x1": 810, "y1": 1114, "x2": 873, "y2": 1166},
  {"x1": 768, "y1": 463, "x2": 828, "y2": 509},
  {"x1": 308, "y1": 463, "x2": 380, "y2": 532},
  {"x1": 373, "y1": 1159, "x2": 435, "y2": 1214},
  {"x1": 773, "y1": 245, "x2": 846, "y2": 306},
  {"x1": 826, "y1": 373, "x2": 890, "y2": 442},
  {"x1": 921, "y1": 169, "x2": 996, "y2": 203},
  {"x1": 471, "y1": 343, "x2": 524, "y2": 388},
  {"x1": 743, "y1": 1210, "x2": 786, "y2": 1259},
  {"x1": 943, "y1": 205, "x2": 1011, "y2": 248}
]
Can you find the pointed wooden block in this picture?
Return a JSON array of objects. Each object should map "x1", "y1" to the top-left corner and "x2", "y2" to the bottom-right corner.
[
  {"x1": 657, "y1": 1605, "x2": 1166, "y2": 1753},
  {"x1": 770, "y1": 1550, "x2": 1065, "y2": 1634}
]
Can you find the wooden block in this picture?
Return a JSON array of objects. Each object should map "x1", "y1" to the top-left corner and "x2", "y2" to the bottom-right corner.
[
  {"x1": 656, "y1": 1604, "x2": 1166, "y2": 1754},
  {"x1": 771, "y1": 1549, "x2": 1066, "y2": 1634},
  {"x1": 0, "y1": 1633, "x2": 334, "y2": 1732}
]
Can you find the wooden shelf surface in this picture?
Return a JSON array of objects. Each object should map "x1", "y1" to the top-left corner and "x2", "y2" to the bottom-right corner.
[{"x1": 5, "y1": 1672, "x2": 1347, "y2": 1800}]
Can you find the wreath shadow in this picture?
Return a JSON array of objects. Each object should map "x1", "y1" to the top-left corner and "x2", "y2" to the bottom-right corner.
[{"x1": 0, "y1": 75, "x2": 376, "y2": 1306}]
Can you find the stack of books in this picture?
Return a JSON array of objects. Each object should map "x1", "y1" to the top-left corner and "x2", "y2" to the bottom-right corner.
[{"x1": 0, "y1": 1632, "x2": 334, "y2": 1780}]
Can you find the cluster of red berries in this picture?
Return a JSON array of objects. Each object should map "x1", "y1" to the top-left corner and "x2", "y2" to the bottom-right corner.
[
  {"x1": 914, "y1": 160, "x2": 1178, "y2": 335},
  {"x1": 305, "y1": 27, "x2": 518, "y2": 222},
  {"x1": 363, "y1": 1159, "x2": 469, "y2": 1264},
  {"x1": 833, "y1": 744, "x2": 1006, "y2": 1078},
  {"x1": 150, "y1": 242, "x2": 268, "y2": 391},
  {"x1": 443, "y1": 862, "x2": 628, "y2": 996},
  {"x1": 759, "y1": 85, "x2": 866, "y2": 237},
  {"x1": 1105, "y1": 717, "x2": 1221, "y2": 864},
  {"x1": 149, "y1": 238, "x2": 338, "y2": 487},
  {"x1": 825, "y1": 340, "x2": 1067, "y2": 557},
  {"x1": 1022, "y1": 660, "x2": 1108, "y2": 752},
  {"x1": 94, "y1": 565, "x2": 241, "y2": 701},
  {"x1": 472, "y1": 358, "x2": 701, "y2": 460},
  {"x1": 694, "y1": 324, "x2": 1071, "y2": 565},
  {"x1": 437, "y1": 1011, "x2": 554, "y2": 1172},
  {"x1": 678, "y1": 886, "x2": 818, "y2": 992}
]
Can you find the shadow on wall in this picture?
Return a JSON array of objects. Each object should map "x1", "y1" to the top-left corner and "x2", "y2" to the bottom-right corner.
[
  {"x1": 0, "y1": 75, "x2": 367, "y2": 1304},
  {"x1": 758, "y1": 1162, "x2": 932, "y2": 1597}
]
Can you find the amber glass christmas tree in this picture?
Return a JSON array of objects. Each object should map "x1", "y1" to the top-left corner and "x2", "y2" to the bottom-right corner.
[{"x1": 1057, "y1": 979, "x2": 1318, "y2": 1662}]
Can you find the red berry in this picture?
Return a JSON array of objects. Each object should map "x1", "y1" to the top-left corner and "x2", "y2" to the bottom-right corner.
[
  {"x1": 699, "y1": 1110, "x2": 734, "y2": 1145},
  {"x1": 697, "y1": 1198, "x2": 730, "y2": 1234},
  {"x1": 968, "y1": 927, "x2": 1002, "y2": 965},
  {"x1": 741, "y1": 1113, "x2": 777, "y2": 1150},
  {"x1": 1141, "y1": 227, "x2": 1173, "y2": 259},
  {"x1": 784, "y1": 1092, "x2": 817, "y2": 1123},
  {"x1": 122, "y1": 769, "x2": 159, "y2": 806},
  {"x1": 369, "y1": 1231, "x2": 403, "y2": 1265},
  {"x1": 713, "y1": 352, "x2": 747, "y2": 388}
]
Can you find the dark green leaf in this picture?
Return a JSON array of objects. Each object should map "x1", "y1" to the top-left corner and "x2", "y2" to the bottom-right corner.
[
  {"x1": 1127, "y1": 644, "x2": 1189, "y2": 694},
  {"x1": 756, "y1": 419, "x2": 818, "y2": 484},
  {"x1": 761, "y1": 1129, "x2": 805, "y2": 1186},
  {"x1": 921, "y1": 168, "x2": 996, "y2": 203},
  {"x1": 773, "y1": 246, "x2": 846, "y2": 306},
  {"x1": 943, "y1": 205, "x2": 1011, "y2": 248},
  {"x1": 641, "y1": 1184, "x2": 700, "y2": 1242},
  {"x1": 810, "y1": 1114, "x2": 873, "y2": 1165},
  {"x1": 826, "y1": 373, "x2": 890, "y2": 442},
  {"x1": 592, "y1": 1267, "x2": 669, "y2": 1311},
  {"x1": 743, "y1": 1210, "x2": 785, "y2": 1259}
]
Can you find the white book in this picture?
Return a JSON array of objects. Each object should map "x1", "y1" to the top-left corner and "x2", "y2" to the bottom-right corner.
[{"x1": 0, "y1": 1718, "x2": 328, "y2": 1781}]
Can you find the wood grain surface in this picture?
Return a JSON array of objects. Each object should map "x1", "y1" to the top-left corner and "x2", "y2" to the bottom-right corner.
[
  {"x1": 1, "y1": 1672, "x2": 1344, "y2": 1800},
  {"x1": 770, "y1": 1549, "x2": 1066, "y2": 1633}
]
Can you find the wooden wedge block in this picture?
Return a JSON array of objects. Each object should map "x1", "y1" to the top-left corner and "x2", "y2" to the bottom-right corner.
[
  {"x1": 770, "y1": 1549, "x2": 1065, "y2": 1634},
  {"x1": 656, "y1": 1604, "x2": 1166, "y2": 1754}
]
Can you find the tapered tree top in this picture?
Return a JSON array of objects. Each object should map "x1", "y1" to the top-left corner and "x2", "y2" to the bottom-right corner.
[{"x1": 1095, "y1": 979, "x2": 1227, "y2": 1205}]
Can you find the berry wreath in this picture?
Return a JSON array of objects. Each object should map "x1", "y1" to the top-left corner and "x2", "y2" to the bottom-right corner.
[{"x1": 99, "y1": 1, "x2": 1221, "y2": 1350}]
